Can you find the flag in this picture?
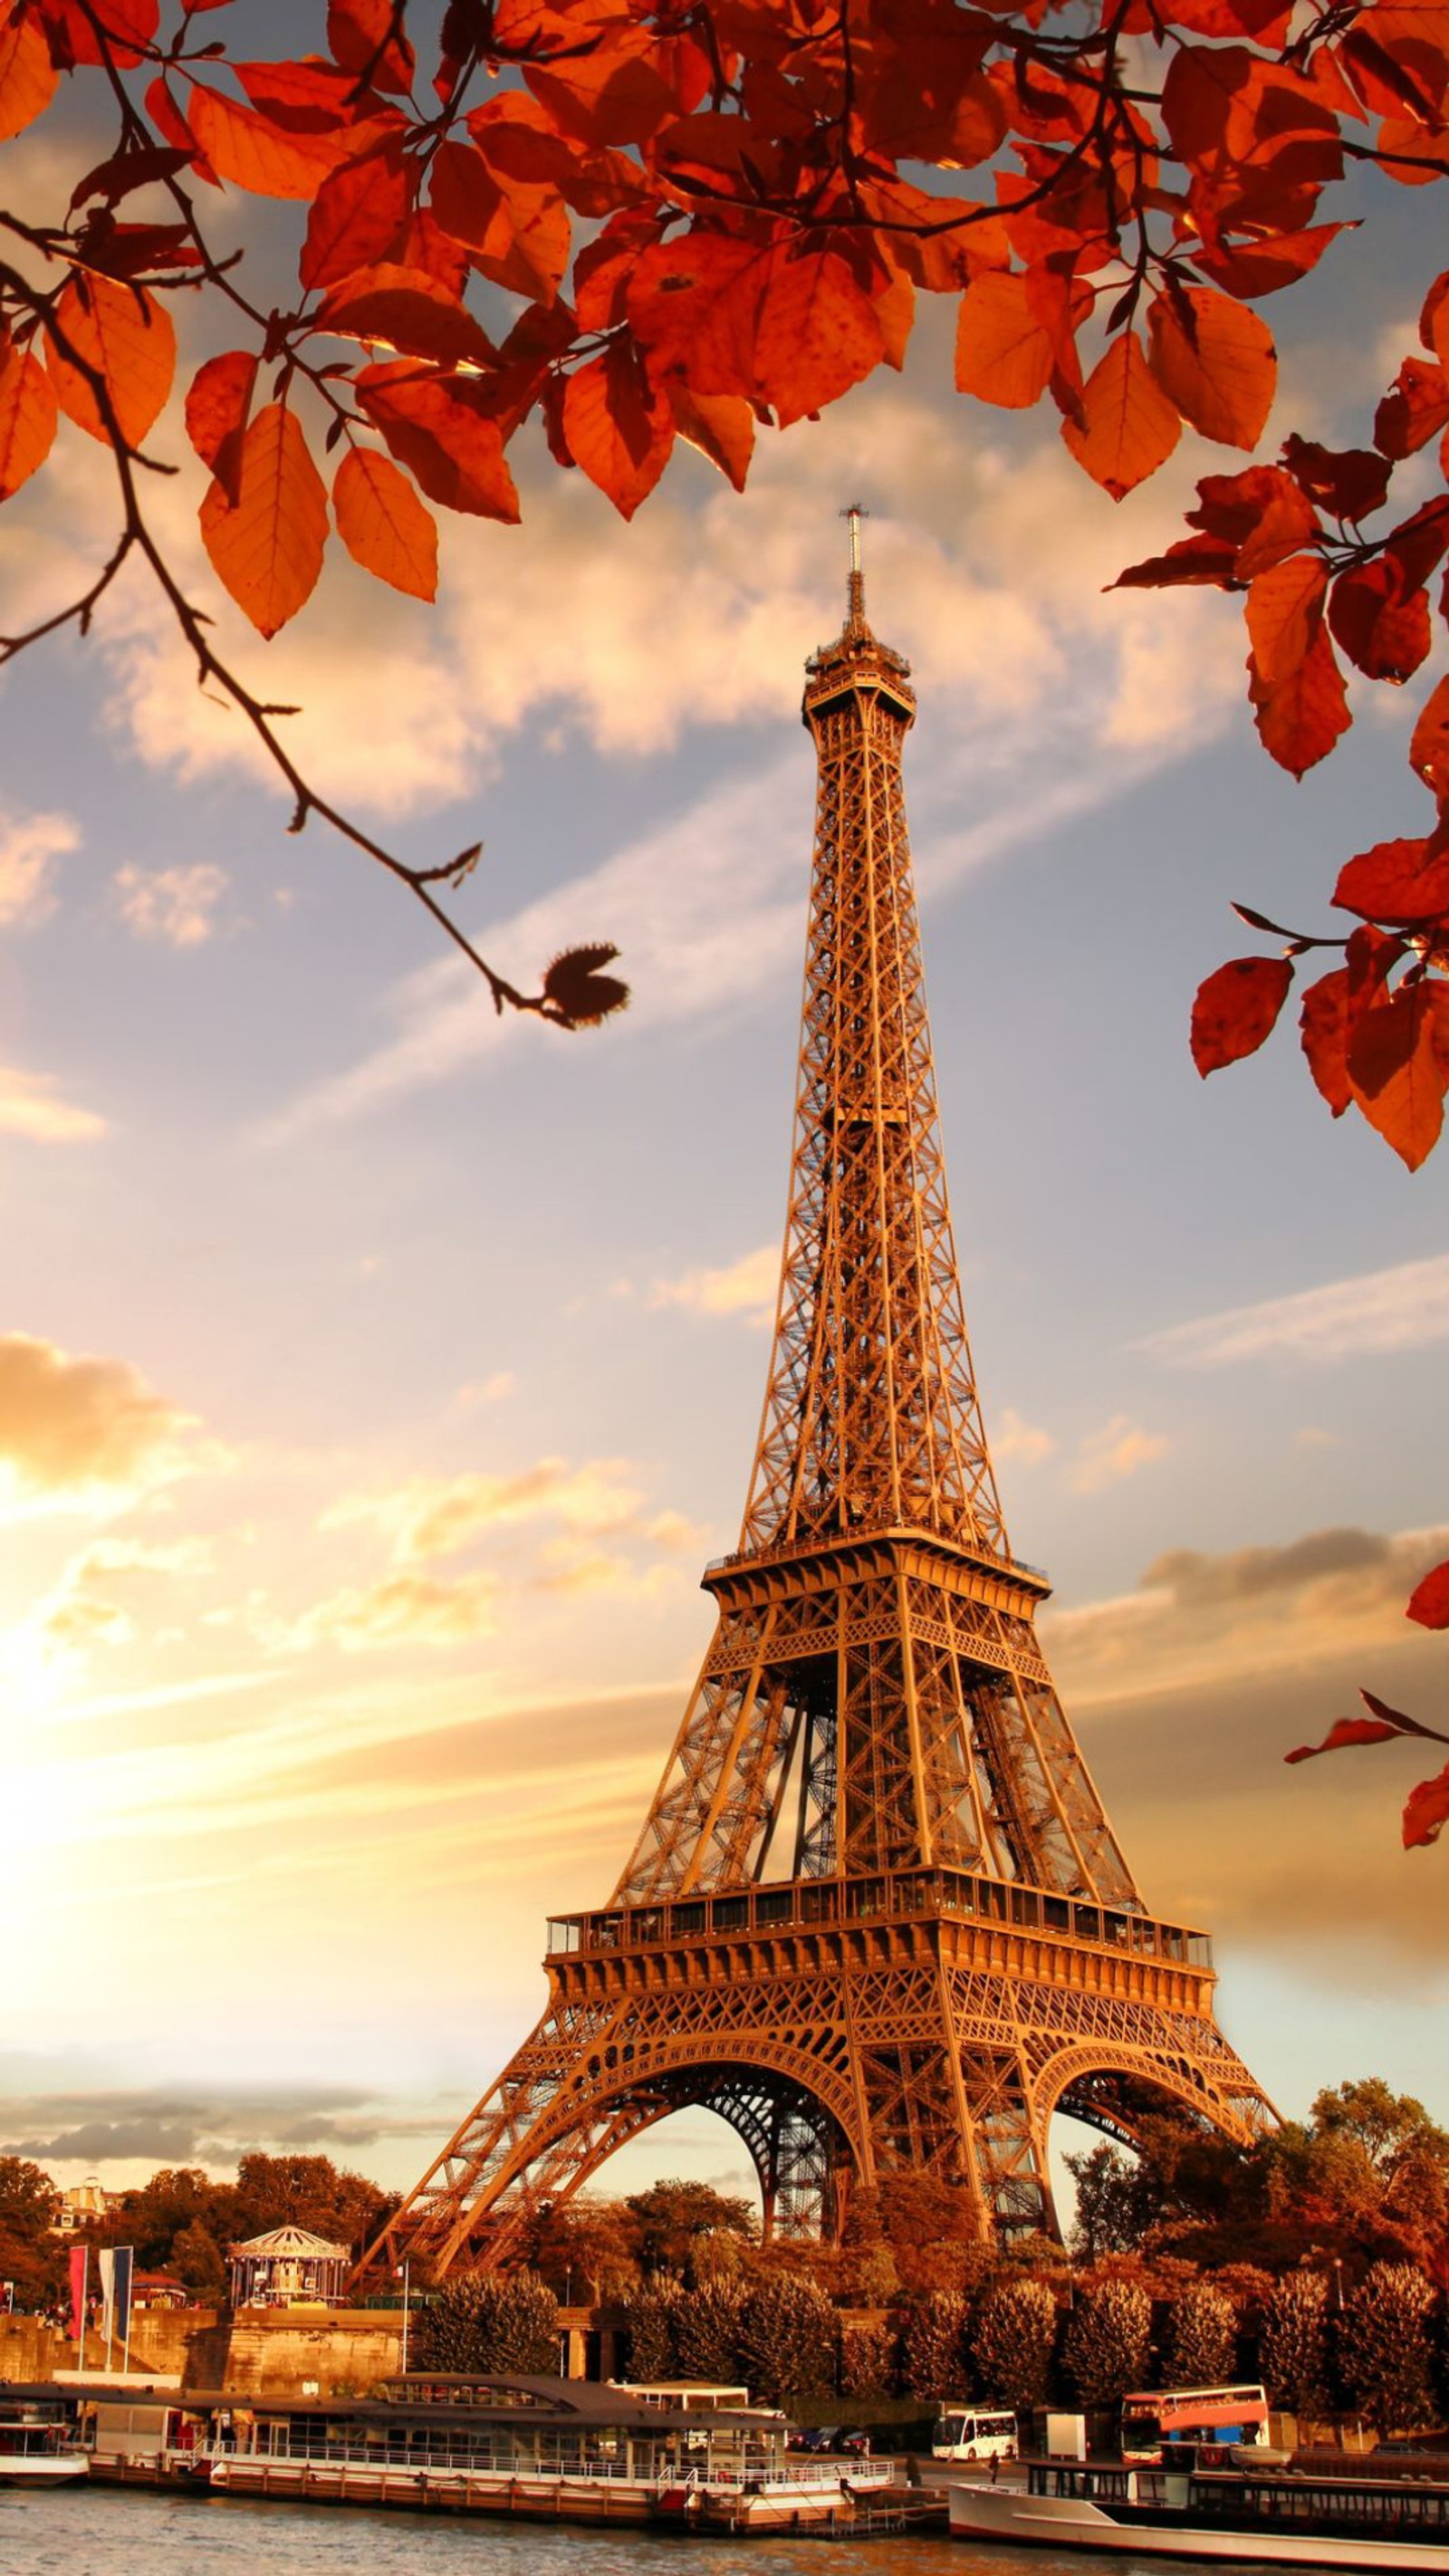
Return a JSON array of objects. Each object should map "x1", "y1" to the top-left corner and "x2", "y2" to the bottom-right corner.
[
  {"x1": 68, "y1": 2244, "x2": 88, "y2": 2343},
  {"x1": 111, "y1": 2246, "x2": 134, "y2": 2347}
]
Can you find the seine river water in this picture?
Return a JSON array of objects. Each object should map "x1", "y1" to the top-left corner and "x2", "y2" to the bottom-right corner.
[{"x1": 0, "y1": 2487, "x2": 1147, "y2": 2576}]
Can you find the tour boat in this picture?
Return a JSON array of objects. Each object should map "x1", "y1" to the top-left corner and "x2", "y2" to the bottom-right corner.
[
  {"x1": 655, "y1": 2456, "x2": 895, "y2": 2531},
  {"x1": 0, "y1": 2401, "x2": 90, "y2": 2484},
  {"x1": 949, "y1": 2458, "x2": 1449, "y2": 2569}
]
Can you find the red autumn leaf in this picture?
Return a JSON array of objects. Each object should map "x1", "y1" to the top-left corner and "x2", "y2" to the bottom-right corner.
[
  {"x1": 1060, "y1": 328, "x2": 1181, "y2": 498},
  {"x1": 317, "y1": 265, "x2": 496, "y2": 370},
  {"x1": 1348, "y1": 983, "x2": 1448, "y2": 1168},
  {"x1": 327, "y1": 0, "x2": 416, "y2": 94},
  {"x1": 1300, "y1": 967, "x2": 1353, "y2": 1114},
  {"x1": 955, "y1": 269, "x2": 1056, "y2": 409},
  {"x1": 333, "y1": 447, "x2": 437, "y2": 601},
  {"x1": 1191, "y1": 953, "x2": 1294, "y2": 1074},
  {"x1": 1407, "y1": 1556, "x2": 1449, "y2": 1629},
  {"x1": 1410, "y1": 675, "x2": 1449, "y2": 797},
  {"x1": 44, "y1": 274, "x2": 176, "y2": 448},
  {"x1": 354, "y1": 364, "x2": 520, "y2": 522},
  {"x1": 0, "y1": 340, "x2": 58, "y2": 500},
  {"x1": 1281, "y1": 434, "x2": 1391, "y2": 524},
  {"x1": 1329, "y1": 559, "x2": 1432, "y2": 681},
  {"x1": 1112, "y1": 531, "x2": 1240, "y2": 590},
  {"x1": 198, "y1": 401, "x2": 330, "y2": 639},
  {"x1": 1285, "y1": 1713, "x2": 1411, "y2": 1763},
  {"x1": 38, "y1": 0, "x2": 158, "y2": 66},
  {"x1": 1192, "y1": 222, "x2": 1348, "y2": 300},
  {"x1": 184, "y1": 349, "x2": 257, "y2": 476},
  {"x1": 429, "y1": 137, "x2": 571, "y2": 305},
  {"x1": 301, "y1": 140, "x2": 413, "y2": 291},
  {"x1": 666, "y1": 382, "x2": 754, "y2": 493},
  {"x1": 1333, "y1": 836, "x2": 1449, "y2": 922},
  {"x1": 753, "y1": 248, "x2": 886, "y2": 430},
  {"x1": 1245, "y1": 552, "x2": 1327, "y2": 679},
  {"x1": 0, "y1": 8, "x2": 58, "y2": 142},
  {"x1": 561, "y1": 341, "x2": 674, "y2": 520},
  {"x1": 542, "y1": 944, "x2": 630, "y2": 1028},
  {"x1": 1232, "y1": 478, "x2": 1321, "y2": 579},
  {"x1": 1249, "y1": 623, "x2": 1350, "y2": 775},
  {"x1": 524, "y1": 29, "x2": 677, "y2": 149},
  {"x1": 187, "y1": 81, "x2": 360, "y2": 201},
  {"x1": 627, "y1": 234, "x2": 764, "y2": 391},
  {"x1": 1147, "y1": 287, "x2": 1277, "y2": 449},
  {"x1": 1404, "y1": 1756, "x2": 1449, "y2": 1849},
  {"x1": 1375, "y1": 355, "x2": 1449, "y2": 459}
]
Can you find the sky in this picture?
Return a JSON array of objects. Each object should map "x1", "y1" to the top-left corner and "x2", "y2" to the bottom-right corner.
[{"x1": 1, "y1": 95, "x2": 1446, "y2": 2216}]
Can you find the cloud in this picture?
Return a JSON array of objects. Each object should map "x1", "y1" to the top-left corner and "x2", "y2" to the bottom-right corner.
[
  {"x1": 36, "y1": 1537, "x2": 214, "y2": 1657},
  {"x1": 1044, "y1": 1519, "x2": 1449, "y2": 1706},
  {"x1": 0, "y1": 1333, "x2": 209, "y2": 1516},
  {"x1": 0, "y1": 1064, "x2": 107, "y2": 1142},
  {"x1": 0, "y1": 806, "x2": 76, "y2": 927},
  {"x1": 113, "y1": 861, "x2": 230, "y2": 948},
  {"x1": 1066, "y1": 1414, "x2": 1168, "y2": 1495},
  {"x1": 456, "y1": 1372, "x2": 515, "y2": 1408},
  {"x1": 325, "y1": 1457, "x2": 648, "y2": 1564},
  {"x1": 294, "y1": 1572, "x2": 500, "y2": 1653},
  {"x1": 994, "y1": 1407, "x2": 1056, "y2": 1466},
  {"x1": 648, "y1": 1244, "x2": 779, "y2": 1322},
  {"x1": 1143, "y1": 1252, "x2": 1449, "y2": 1369},
  {"x1": 0, "y1": 2080, "x2": 454, "y2": 2173}
]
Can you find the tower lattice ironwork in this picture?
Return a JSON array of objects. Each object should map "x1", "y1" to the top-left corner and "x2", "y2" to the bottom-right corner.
[{"x1": 360, "y1": 526, "x2": 1271, "y2": 2283}]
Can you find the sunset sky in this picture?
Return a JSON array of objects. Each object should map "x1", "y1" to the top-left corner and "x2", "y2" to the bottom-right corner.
[{"x1": 2, "y1": 108, "x2": 1446, "y2": 2210}]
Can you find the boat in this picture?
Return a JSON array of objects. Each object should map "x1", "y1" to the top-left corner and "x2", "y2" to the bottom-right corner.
[
  {"x1": 0, "y1": 2398, "x2": 90, "y2": 2484},
  {"x1": 654, "y1": 2456, "x2": 895, "y2": 2531},
  {"x1": 948, "y1": 2457, "x2": 1449, "y2": 2569}
]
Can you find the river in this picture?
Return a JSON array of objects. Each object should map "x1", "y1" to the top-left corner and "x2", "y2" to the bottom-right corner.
[{"x1": 0, "y1": 2486, "x2": 1152, "y2": 2576}]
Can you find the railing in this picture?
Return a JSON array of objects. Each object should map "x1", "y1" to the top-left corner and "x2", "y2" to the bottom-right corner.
[
  {"x1": 548, "y1": 1868, "x2": 1213, "y2": 1971},
  {"x1": 703, "y1": 1527, "x2": 1050, "y2": 1585}
]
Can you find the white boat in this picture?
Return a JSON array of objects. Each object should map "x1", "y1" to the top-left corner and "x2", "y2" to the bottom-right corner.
[
  {"x1": 0, "y1": 2403, "x2": 90, "y2": 2485},
  {"x1": 949, "y1": 2458, "x2": 1449, "y2": 2570}
]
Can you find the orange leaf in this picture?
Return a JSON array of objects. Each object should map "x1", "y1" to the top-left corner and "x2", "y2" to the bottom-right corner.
[
  {"x1": 1299, "y1": 967, "x2": 1353, "y2": 1114},
  {"x1": 1407, "y1": 1556, "x2": 1449, "y2": 1629},
  {"x1": 1190, "y1": 954, "x2": 1294, "y2": 1073},
  {"x1": 1249, "y1": 622, "x2": 1349, "y2": 775},
  {"x1": 187, "y1": 81, "x2": 357, "y2": 199},
  {"x1": 1410, "y1": 674, "x2": 1449, "y2": 796},
  {"x1": 753, "y1": 248, "x2": 884, "y2": 429},
  {"x1": 955, "y1": 269, "x2": 1054, "y2": 409},
  {"x1": 0, "y1": 8, "x2": 57, "y2": 144},
  {"x1": 302, "y1": 139, "x2": 412, "y2": 290},
  {"x1": 1333, "y1": 836, "x2": 1449, "y2": 922},
  {"x1": 561, "y1": 341, "x2": 674, "y2": 520},
  {"x1": 198, "y1": 402, "x2": 329, "y2": 638},
  {"x1": 1285, "y1": 1714, "x2": 1410, "y2": 1763},
  {"x1": 1281, "y1": 435, "x2": 1390, "y2": 523},
  {"x1": 524, "y1": 28, "x2": 677, "y2": 148},
  {"x1": 317, "y1": 265, "x2": 495, "y2": 369},
  {"x1": 1329, "y1": 560, "x2": 1431, "y2": 681},
  {"x1": 184, "y1": 349, "x2": 257, "y2": 478},
  {"x1": 1404, "y1": 1756, "x2": 1449, "y2": 1848},
  {"x1": 1348, "y1": 982, "x2": 1447, "y2": 1168},
  {"x1": 45, "y1": 274, "x2": 176, "y2": 448},
  {"x1": 1061, "y1": 329, "x2": 1181, "y2": 498},
  {"x1": 627, "y1": 234, "x2": 768, "y2": 393},
  {"x1": 327, "y1": 0, "x2": 416, "y2": 93},
  {"x1": 1147, "y1": 287, "x2": 1276, "y2": 448},
  {"x1": 333, "y1": 447, "x2": 437, "y2": 601},
  {"x1": 0, "y1": 339, "x2": 58, "y2": 500},
  {"x1": 1375, "y1": 356, "x2": 1449, "y2": 459},
  {"x1": 430, "y1": 138, "x2": 571, "y2": 304},
  {"x1": 1245, "y1": 553, "x2": 1327, "y2": 684},
  {"x1": 354, "y1": 365, "x2": 520, "y2": 522},
  {"x1": 1192, "y1": 223, "x2": 1348, "y2": 301},
  {"x1": 666, "y1": 382, "x2": 753, "y2": 493}
]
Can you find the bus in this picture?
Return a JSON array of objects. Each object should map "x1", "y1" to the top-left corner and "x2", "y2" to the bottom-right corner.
[
  {"x1": 1119, "y1": 2382, "x2": 1271, "y2": 2465},
  {"x1": 933, "y1": 2406, "x2": 1019, "y2": 2463}
]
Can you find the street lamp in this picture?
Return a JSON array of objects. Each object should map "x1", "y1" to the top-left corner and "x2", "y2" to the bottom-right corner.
[{"x1": 395, "y1": 2260, "x2": 410, "y2": 2374}]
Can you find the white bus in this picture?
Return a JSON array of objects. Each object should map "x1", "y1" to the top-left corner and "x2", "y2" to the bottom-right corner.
[
  {"x1": 1120, "y1": 2381, "x2": 1270, "y2": 2465},
  {"x1": 932, "y1": 2405, "x2": 1018, "y2": 2462}
]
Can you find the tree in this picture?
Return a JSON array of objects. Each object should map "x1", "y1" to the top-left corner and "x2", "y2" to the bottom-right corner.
[
  {"x1": 120, "y1": 2165, "x2": 238, "y2": 2270},
  {"x1": 673, "y1": 2279, "x2": 747, "y2": 2384},
  {"x1": 736, "y1": 2275, "x2": 836, "y2": 2406},
  {"x1": 902, "y1": 2291, "x2": 969, "y2": 2402},
  {"x1": 1164, "y1": 2279, "x2": 1237, "y2": 2387},
  {"x1": 0, "y1": 2157, "x2": 63, "y2": 2313},
  {"x1": 168, "y1": 2218, "x2": 227, "y2": 2302},
  {"x1": 1259, "y1": 2271, "x2": 1330, "y2": 2420},
  {"x1": 231, "y1": 2152, "x2": 396, "y2": 2255},
  {"x1": 1068, "y1": 2143, "x2": 1161, "y2": 2263},
  {"x1": 525, "y1": 2195, "x2": 642, "y2": 2304},
  {"x1": 623, "y1": 2177, "x2": 756, "y2": 2280},
  {"x1": 1062, "y1": 2279, "x2": 1153, "y2": 2410},
  {"x1": 968, "y1": 2277, "x2": 1060, "y2": 2411},
  {"x1": 1336, "y1": 2263, "x2": 1437, "y2": 2431},
  {"x1": 412, "y1": 2268, "x2": 561, "y2": 2374},
  {"x1": 621, "y1": 2275, "x2": 683, "y2": 2381},
  {"x1": 839, "y1": 2320, "x2": 897, "y2": 2401}
]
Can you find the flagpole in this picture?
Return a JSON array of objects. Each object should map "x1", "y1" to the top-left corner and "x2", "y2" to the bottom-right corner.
[{"x1": 76, "y1": 2244, "x2": 89, "y2": 2375}]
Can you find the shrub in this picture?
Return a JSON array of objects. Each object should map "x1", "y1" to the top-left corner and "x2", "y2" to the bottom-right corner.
[
  {"x1": 737, "y1": 2276, "x2": 836, "y2": 2405},
  {"x1": 1062, "y1": 2280, "x2": 1152, "y2": 2409},
  {"x1": 1165, "y1": 2280, "x2": 1236, "y2": 2386},
  {"x1": 969, "y1": 2277, "x2": 1060, "y2": 2410},
  {"x1": 1260, "y1": 2273, "x2": 1329, "y2": 2418},
  {"x1": 1337, "y1": 2264, "x2": 1436, "y2": 2431},
  {"x1": 413, "y1": 2269, "x2": 561, "y2": 2374},
  {"x1": 903, "y1": 2292, "x2": 969, "y2": 2400}
]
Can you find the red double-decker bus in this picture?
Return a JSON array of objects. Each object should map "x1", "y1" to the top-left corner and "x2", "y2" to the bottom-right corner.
[{"x1": 1120, "y1": 2383, "x2": 1271, "y2": 2465}]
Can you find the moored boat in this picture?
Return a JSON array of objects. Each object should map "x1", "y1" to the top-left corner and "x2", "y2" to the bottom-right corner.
[
  {"x1": 0, "y1": 2400, "x2": 90, "y2": 2485},
  {"x1": 949, "y1": 2457, "x2": 1449, "y2": 2570}
]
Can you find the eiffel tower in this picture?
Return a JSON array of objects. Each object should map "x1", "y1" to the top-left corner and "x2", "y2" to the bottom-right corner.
[{"x1": 362, "y1": 522, "x2": 1271, "y2": 2282}]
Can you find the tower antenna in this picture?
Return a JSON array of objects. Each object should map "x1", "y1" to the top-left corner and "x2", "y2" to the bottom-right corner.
[{"x1": 841, "y1": 500, "x2": 868, "y2": 624}]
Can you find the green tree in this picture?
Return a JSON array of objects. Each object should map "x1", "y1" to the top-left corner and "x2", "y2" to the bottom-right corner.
[
  {"x1": 969, "y1": 2278, "x2": 1060, "y2": 2411},
  {"x1": 624, "y1": 2179, "x2": 756, "y2": 2280},
  {"x1": 413, "y1": 2270, "x2": 561, "y2": 2376},
  {"x1": 902, "y1": 2292, "x2": 969, "y2": 2402},
  {"x1": 737, "y1": 2276, "x2": 836, "y2": 2407},
  {"x1": 622, "y1": 2277, "x2": 683, "y2": 2381},
  {"x1": 1063, "y1": 2281, "x2": 1153, "y2": 2411},
  {"x1": 1165, "y1": 2280, "x2": 1237, "y2": 2387},
  {"x1": 1337, "y1": 2264, "x2": 1437, "y2": 2432},
  {"x1": 673, "y1": 2280, "x2": 747, "y2": 2385},
  {"x1": 168, "y1": 2219, "x2": 228, "y2": 2303},
  {"x1": 1259, "y1": 2272, "x2": 1330, "y2": 2420}
]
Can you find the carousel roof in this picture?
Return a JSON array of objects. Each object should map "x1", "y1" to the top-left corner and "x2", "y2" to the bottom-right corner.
[{"x1": 228, "y1": 2225, "x2": 349, "y2": 2260}]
